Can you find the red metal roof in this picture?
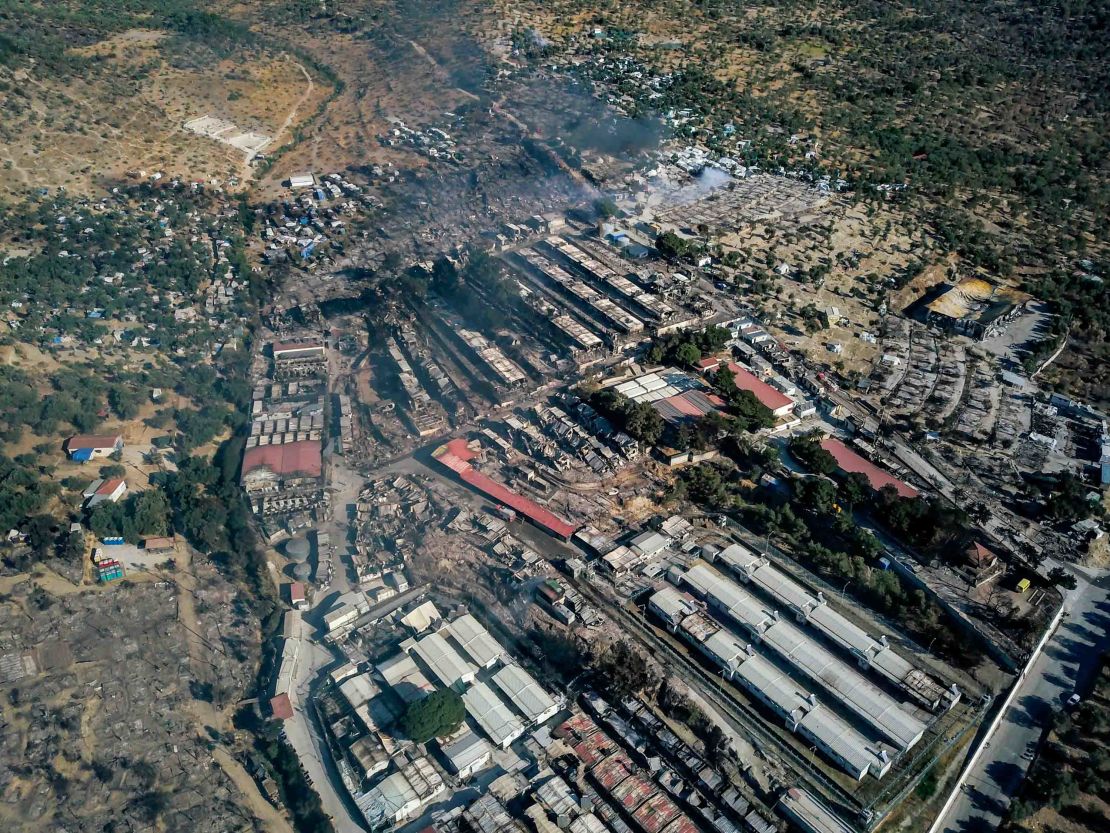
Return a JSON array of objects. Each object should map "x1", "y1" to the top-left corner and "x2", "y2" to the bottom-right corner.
[
  {"x1": 66, "y1": 434, "x2": 121, "y2": 451},
  {"x1": 819, "y1": 438, "x2": 918, "y2": 499},
  {"x1": 557, "y1": 713, "x2": 599, "y2": 739},
  {"x1": 289, "y1": 582, "x2": 306, "y2": 602},
  {"x1": 657, "y1": 392, "x2": 711, "y2": 418},
  {"x1": 661, "y1": 817, "x2": 699, "y2": 833},
  {"x1": 96, "y1": 478, "x2": 125, "y2": 495},
  {"x1": 632, "y1": 793, "x2": 680, "y2": 833},
  {"x1": 574, "y1": 740, "x2": 603, "y2": 766},
  {"x1": 612, "y1": 774, "x2": 656, "y2": 812},
  {"x1": 433, "y1": 438, "x2": 577, "y2": 539},
  {"x1": 695, "y1": 357, "x2": 722, "y2": 371},
  {"x1": 270, "y1": 693, "x2": 294, "y2": 720},
  {"x1": 727, "y1": 363, "x2": 793, "y2": 412},
  {"x1": 242, "y1": 440, "x2": 322, "y2": 479},
  {"x1": 592, "y1": 752, "x2": 635, "y2": 791}
]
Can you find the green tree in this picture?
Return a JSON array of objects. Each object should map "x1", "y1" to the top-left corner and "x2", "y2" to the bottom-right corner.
[
  {"x1": 595, "y1": 640, "x2": 655, "y2": 700},
  {"x1": 655, "y1": 230, "x2": 690, "y2": 261},
  {"x1": 675, "y1": 342, "x2": 702, "y2": 366},
  {"x1": 131, "y1": 489, "x2": 170, "y2": 537},
  {"x1": 788, "y1": 434, "x2": 838, "y2": 475},
  {"x1": 794, "y1": 477, "x2": 838, "y2": 514},
  {"x1": 399, "y1": 688, "x2": 465, "y2": 743},
  {"x1": 624, "y1": 402, "x2": 665, "y2": 446}
]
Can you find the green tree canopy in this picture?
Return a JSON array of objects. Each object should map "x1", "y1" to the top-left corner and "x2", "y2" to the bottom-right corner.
[{"x1": 399, "y1": 688, "x2": 465, "y2": 744}]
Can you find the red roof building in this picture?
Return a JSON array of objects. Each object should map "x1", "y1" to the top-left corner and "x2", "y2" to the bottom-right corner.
[
  {"x1": 819, "y1": 438, "x2": 918, "y2": 499},
  {"x1": 270, "y1": 693, "x2": 294, "y2": 720},
  {"x1": 432, "y1": 438, "x2": 577, "y2": 539},
  {"x1": 726, "y1": 363, "x2": 794, "y2": 416},
  {"x1": 241, "y1": 440, "x2": 322, "y2": 481},
  {"x1": 97, "y1": 478, "x2": 126, "y2": 496},
  {"x1": 289, "y1": 582, "x2": 307, "y2": 608},
  {"x1": 632, "y1": 794, "x2": 681, "y2": 833},
  {"x1": 142, "y1": 536, "x2": 175, "y2": 552},
  {"x1": 66, "y1": 434, "x2": 123, "y2": 451},
  {"x1": 592, "y1": 751, "x2": 635, "y2": 791},
  {"x1": 557, "y1": 713, "x2": 599, "y2": 739},
  {"x1": 612, "y1": 774, "x2": 656, "y2": 812},
  {"x1": 661, "y1": 817, "x2": 700, "y2": 833},
  {"x1": 272, "y1": 339, "x2": 324, "y2": 357},
  {"x1": 65, "y1": 434, "x2": 123, "y2": 460}
]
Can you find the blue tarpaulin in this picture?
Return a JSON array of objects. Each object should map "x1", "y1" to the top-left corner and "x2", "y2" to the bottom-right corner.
[{"x1": 70, "y1": 448, "x2": 94, "y2": 462}]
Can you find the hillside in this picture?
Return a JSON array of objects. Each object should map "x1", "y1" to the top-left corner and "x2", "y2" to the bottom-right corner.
[{"x1": 0, "y1": 1, "x2": 332, "y2": 199}]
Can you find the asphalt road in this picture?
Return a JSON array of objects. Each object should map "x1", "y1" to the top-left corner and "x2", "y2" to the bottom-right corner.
[
  {"x1": 284, "y1": 638, "x2": 367, "y2": 833},
  {"x1": 934, "y1": 564, "x2": 1110, "y2": 833}
]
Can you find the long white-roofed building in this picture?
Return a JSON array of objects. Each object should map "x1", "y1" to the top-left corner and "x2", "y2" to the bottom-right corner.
[
  {"x1": 675, "y1": 614, "x2": 891, "y2": 781},
  {"x1": 492, "y1": 663, "x2": 560, "y2": 726},
  {"x1": 711, "y1": 543, "x2": 958, "y2": 712},
  {"x1": 463, "y1": 682, "x2": 525, "y2": 748},
  {"x1": 376, "y1": 652, "x2": 435, "y2": 703},
  {"x1": 406, "y1": 631, "x2": 477, "y2": 691},
  {"x1": 445, "y1": 614, "x2": 506, "y2": 669},
  {"x1": 680, "y1": 562, "x2": 925, "y2": 751}
]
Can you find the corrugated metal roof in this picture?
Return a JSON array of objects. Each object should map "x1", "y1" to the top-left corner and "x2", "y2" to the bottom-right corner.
[
  {"x1": 463, "y1": 682, "x2": 524, "y2": 748},
  {"x1": 727, "y1": 363, "x2": 793, "y2": 412},
  {"x1": 492, "y1": 663, "x2": 558, "y2": 725},
  {"x1": 446, "y1": 614, "x2": 505, "y2": 668},
  {"x1": 612, "y1": 773, "x2": 656, "y2": 812},
  {"x1": 377, "y1": 653, "x2": 435, "y2": 703},
  {"x1": 819, "y1": 438, "x2": 917, "y2": 498},
  {"x1": 632, "y1": 794, "x2": 681, "y2": 833},
  {"x1": 591, "y1": 751, "x2": 635, "y2": 790},
  {"x1": 241, "y1": 439, "x2": 322, "y2": 479},
  {"x1": 410, "y1": 631, "x2": 476, "y2": 689},
  {"x1": 66, "y1": 434, "x2": 121, "y2": 451},
  {"x1": 433, "y1": 438, "x2": 577, "y2": 538}
]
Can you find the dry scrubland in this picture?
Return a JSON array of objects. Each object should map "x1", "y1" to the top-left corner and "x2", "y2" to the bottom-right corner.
[{"x1": 0, "y1": 25, "x2": 327, "y2": 200}]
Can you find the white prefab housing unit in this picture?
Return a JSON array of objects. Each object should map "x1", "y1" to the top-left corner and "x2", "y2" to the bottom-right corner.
[
  {"x1": 725, "y1": 645, "x2": 891, "y2": 782},
  {"x1": 408, "y1": 631, "x2": 477, "y2": 690},
  {"x1": 446, "y1": 614, "x2": 506, "y2": 669},
  {"x1": 289, "y1": 174, "x2": 316, "y2": 189},
  {"x1": 648, "y1": 585, "x2": 699, "y2": 628},
  {"x1": 463, "y1": 682, "x2": 525, "y2": 748},
  {"x1": 492, "y1": 663, "x2": 560, "y2": 726},
  {"x1": 440, "y1": 731, "x2": 494, "y2": 779},
  {"x1": 656, "y1": 588, "x2": 893, "y2": 782}
]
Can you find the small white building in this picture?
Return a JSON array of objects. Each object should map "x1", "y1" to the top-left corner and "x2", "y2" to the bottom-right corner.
[{"x1": 83, "y1": 478, "x2": 127, "y2": 507}]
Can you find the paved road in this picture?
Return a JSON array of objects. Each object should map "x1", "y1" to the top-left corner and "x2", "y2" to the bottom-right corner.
[
  {"x1": 934, "y1": 565, "x2": 1110, "y2": 833},
  {"x1": 284, "y1": 637, "x2": 367, "y2": 833}
]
